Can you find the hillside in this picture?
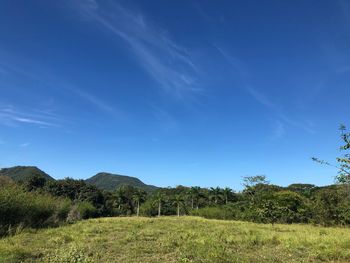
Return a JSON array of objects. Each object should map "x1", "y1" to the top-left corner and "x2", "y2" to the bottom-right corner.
[
  {"x1": 86, "y1": 172, "x2": 158, "y2": 192},
  {"x1": 0, "y1": 166, "x2": 54, "y2": 182},
  {"x1": 1, "y1": 216, "x2": 350, "y2": 262}
]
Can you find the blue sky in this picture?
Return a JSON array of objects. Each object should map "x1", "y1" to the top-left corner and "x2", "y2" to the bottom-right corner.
[{"x1": 0, "y1": 0, "x2": 349, "y2": 189}]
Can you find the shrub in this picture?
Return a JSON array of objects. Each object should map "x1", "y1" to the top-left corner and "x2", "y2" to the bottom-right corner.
[
  {"x1": 0, "y1": 184, "x2": 72, "y2": 236},
  {"x1": 190, "y1": 206, "x2": 234, "y2": 220}
]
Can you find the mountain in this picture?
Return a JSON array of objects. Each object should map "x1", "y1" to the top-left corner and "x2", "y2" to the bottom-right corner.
[
  {"x1": 86, "y1": 172, "x2": 158, "y2": 192},
  {"x1": 0, "y1": 166, "x2": 55, "y2": 182}
]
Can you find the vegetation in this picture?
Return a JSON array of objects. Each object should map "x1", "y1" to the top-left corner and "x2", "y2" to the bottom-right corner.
[
  {"x1": 0, "y1": 182, "x2": 71, "y2": 236},
  {"x1": 85, "y1": 172, "x2": 158, "y2": 192},
  {"x1": 0, "y1": 166, "x2": 54, "y2": 183},
  {"x1": 1, "y1": 125, "x2": 350, "y2": 261},
  {"x1": 2, "y1": 216, "x2": 350, "y2": 262}
]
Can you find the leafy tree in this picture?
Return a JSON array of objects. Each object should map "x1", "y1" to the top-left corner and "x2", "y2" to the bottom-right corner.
[
  {"x1": 311, "y1": 186, "x2": 350, "y2": 226},
  {"x1": 25, "y1": 174, "x2": 48, "y2": 191},
  {"x1": 313, "y1": 125, "x2": 350, "y2": 184},
  {"x1": 242, "y1": 175, "x2": 269, "y2": 202},
  {"x1": 273, "y1": 191, "x2": 309, "y2": 223},
  {"x1": 258, "y1": 199, "x2": 280, "y2": 225},
  {"x1": 287, "y1": 184, "x2": 317, "y2": 198},
  {"x1": 112, "y1": 185, "x2": 139, "y2": 215}
]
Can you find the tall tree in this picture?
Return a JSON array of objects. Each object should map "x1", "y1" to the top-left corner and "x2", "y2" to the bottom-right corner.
[
  {"x1": 173, "y1": 194, "x2": 184, "y2": 217},
  {"x1": 189, "y1": 186, "x2": 201, "y2": 209},
  {"x1": 153, "y1": 191, "x2": 164, "y2": 217},
  {"x1": 222, "y1": 187, "x2": 233, "y2": 205},
  {"x1": 132, "y1": 189, "x2": 146, "y2": 217},
  {"x1": 209, "y1": 187, "x2": 222, "y2": 204},
  {"x1": 242, "y1": 175, "x2": 269, "y2": 202}
]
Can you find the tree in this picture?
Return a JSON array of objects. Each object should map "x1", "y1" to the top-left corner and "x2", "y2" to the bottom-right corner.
[
  {"x1": 188, "y1": 186, "x2": 201, "y2": 209},
  {"x1": 112, "y1": 185, "x2": 139, "y2": 215},
  {"x1": 153, "y1": 191, "x2": 164, "y2": 217},
  {"x1": 209, "y1": 187, "x2": 222, "y2": 204},
  {"x1": 132, "y1": 189, "x2": 146, "y2": 217},
  {"x1": 25, "y1": 174, "x2": 47, "y2": 191},
  {"x1": 222, "y1": 187, "x2": 233, "y2": 205},
  {"x1": 242, "y1": 175, "x2": 269, "y2": 202},
  {"x1": 313, "y1": 124, "x2": 350, "y2": 184},
  {"x1": 173, "y1": 194, "x2": 184, "y2": 217}
]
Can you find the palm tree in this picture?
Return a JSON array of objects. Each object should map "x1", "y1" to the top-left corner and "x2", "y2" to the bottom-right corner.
[
  {"x1": 113, "y1": 188, "x2": 125, "y2": 210},
  {"x1": 189, "y1": 186, "x2": 201, "y2": 209},
  {"x1": 222, "y1": 187, "x2": 233, "y2": 205},
  {"x1": 153, "y1": 191, "x2": 164, "y2": 217},
  {"x1": 209, "y1": 187, "x2": 222, "y2": 204},
  {"x1": 173, "y1": 194, "x2": 184, "y2": 217},
  {"x1": 132, "y1": 189, "x2": 146, "y2": 217}
]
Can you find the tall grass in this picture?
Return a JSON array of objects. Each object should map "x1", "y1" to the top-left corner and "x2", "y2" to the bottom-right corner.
[
  {"x1": 0, "y1": 184, "x2": 71, "y2": 236},
  {"x1": 1, "y1": 216, "x2": 350, "y2": 262}
]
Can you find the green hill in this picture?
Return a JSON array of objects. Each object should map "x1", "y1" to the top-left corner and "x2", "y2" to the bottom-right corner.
[
  {"x1": 86, "y1": 172, "x2": 158, "y2": 192},
  {"x1": 0, "y1": 166, "x2": 54, "y2": 182}
]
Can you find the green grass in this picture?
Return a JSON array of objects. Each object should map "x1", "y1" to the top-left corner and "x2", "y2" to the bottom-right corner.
[{"x1": 1, "y1": 216, "x2": 350, "y2": 262}]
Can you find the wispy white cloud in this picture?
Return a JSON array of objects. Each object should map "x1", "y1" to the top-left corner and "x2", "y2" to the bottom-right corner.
[
  {"x1": 271, "y1": 120, "x2": 286, "y2": 140},
  {"x1": 214, "y1": 46, "x2": 248, "y2": 78},
  {"x1": 74, "y1": 0, "x2": 200, "y2": 98},
  {"x1": 0, "y1": 106, "x2": 59, "y2": 127},
  {"x1": 246, "y1": 86, "x2": 314, "y2": 134},
  {"x1": 68, "y1": 85, "x2": 123, "y2": 117},
  {"x1": 0, "y1": 50, "x2": 124, "y2": 123},
  {"x1": 216, "y1": 46, "x2": 314, "y2": 134},
  {"x1": 245, "y1": 85, "x2": 275, "y2": 109}
]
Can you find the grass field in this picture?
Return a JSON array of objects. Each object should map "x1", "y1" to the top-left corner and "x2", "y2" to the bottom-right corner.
[{"x1": 1, "y1": 216, "x2": 350, "y2": 262}]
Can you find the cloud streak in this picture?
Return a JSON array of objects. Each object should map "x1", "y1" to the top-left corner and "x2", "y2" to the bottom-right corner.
[
  {"x1": 75, "y1": 0, "x2": 200, "y2": 98},
  {"x1": 65, "y1": 85, "x2": 123, "y2": 118},
  {"x1": 216, "y1": 46, "x2": 314, "y2": 134},
  {"x1": 0, "y1": 106, "x2": 60, "y2": 127}
]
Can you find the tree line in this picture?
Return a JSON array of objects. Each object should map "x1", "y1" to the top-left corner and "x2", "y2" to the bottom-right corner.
[{"x1": 0, "y1": 125, "x2": 349, "y2": 236}]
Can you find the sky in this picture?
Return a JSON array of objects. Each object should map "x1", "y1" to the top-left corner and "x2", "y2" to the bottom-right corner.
[{"x1": 0, "y1": 0, "x2": 349, "y2": 189}]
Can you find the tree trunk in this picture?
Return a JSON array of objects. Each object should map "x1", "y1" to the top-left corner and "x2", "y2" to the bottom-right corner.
[
  {"x1": 137, "y1": 201, "x2": 140, "y2": 217},
  {"x1": 158, "y1": 201, "x2": 161, "y2": 217},
  {"x1": 177, "y1": 203, "x2": 180, "y2": 217},
  {"x1": 225, "y1": 196, "x2": 228, "y2": 205},
  {"x1": 191, "y1": 198, "x2": 194, "y2": 209}
]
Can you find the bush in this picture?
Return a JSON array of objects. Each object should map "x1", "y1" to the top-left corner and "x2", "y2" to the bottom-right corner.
[
  {"x1": 190, "y1": 206, "x2": 235, "y2": 220},
  {"x1": 0, "y1": 184, "x2": 72, "y2": 236}
]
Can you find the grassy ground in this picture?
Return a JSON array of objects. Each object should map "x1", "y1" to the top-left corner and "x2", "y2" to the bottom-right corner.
[{"x1": 1, "y1": 216, "x2": 350, "y2": 262}]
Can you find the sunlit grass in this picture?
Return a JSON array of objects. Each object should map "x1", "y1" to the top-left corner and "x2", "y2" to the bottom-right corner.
[{"x1": 1, "y1": 216, "x2": 350, "y2": 262}]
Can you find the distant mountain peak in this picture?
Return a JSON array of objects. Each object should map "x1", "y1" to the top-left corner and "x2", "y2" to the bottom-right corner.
[
  {"x1": 0, "y1": 166, "x2": 54, "y2": 182},
  {"x1": 86, "y1": 172, "x2": 158, "y2": 192}
]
